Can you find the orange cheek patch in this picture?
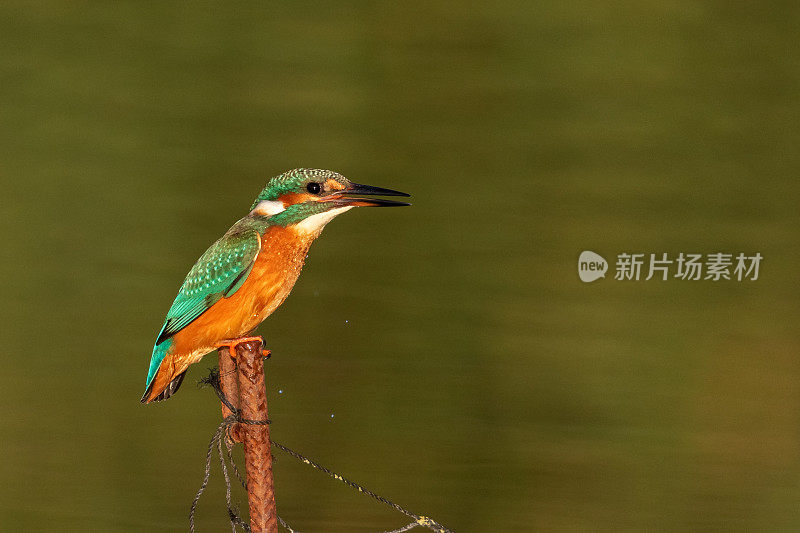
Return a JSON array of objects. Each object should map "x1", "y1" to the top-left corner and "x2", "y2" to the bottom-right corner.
[
  {"x1": 278, "y1": 192, "x2": 314, "y2": 206},
  {"x1": 325, "y1": 179, "x2": 346, "y2": 192}
]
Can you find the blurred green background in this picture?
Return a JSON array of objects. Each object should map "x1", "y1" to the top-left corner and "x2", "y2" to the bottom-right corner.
[{"x1": 1, "y1": 2, "x2": 799, "y2": 531}]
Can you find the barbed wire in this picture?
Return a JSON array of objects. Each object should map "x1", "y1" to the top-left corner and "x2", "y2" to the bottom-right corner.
[{"x1": 190, "y1": 368, "x2": 455, "y2": 533}]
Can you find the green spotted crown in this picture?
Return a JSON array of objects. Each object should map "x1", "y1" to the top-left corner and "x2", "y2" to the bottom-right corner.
[{"x1": 251, "y1": 168, "x2": 348, "y2": 208}]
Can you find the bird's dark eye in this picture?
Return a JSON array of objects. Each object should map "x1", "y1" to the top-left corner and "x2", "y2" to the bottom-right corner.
[{"x1": 306, "y1": 182, "x2": 322, "y2": 194}]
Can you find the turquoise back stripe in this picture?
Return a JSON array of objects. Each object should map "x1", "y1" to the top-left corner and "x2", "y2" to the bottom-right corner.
[{"x1": 145, "y1": 339, "x2": 173, "y2": 388}]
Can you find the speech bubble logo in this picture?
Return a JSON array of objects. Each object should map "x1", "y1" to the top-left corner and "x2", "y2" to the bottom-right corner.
[{"x1": 578, "y1": 251, "x2": 608, "y2": 282}]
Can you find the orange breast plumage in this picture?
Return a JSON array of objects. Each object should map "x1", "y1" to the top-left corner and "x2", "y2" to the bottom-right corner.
[{"x1": 143, "y1": 225, "x2": 314, "y2": 403}]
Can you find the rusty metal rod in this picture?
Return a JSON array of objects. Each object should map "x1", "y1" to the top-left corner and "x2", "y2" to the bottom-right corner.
[
  {"x1": 233, "y1": 339, "x2": 278, "y2": 533},
  {"x1": 218, "y1": 347, "x2": 243, "y2": 443}
]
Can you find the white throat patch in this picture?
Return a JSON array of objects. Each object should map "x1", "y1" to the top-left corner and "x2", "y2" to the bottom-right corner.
[
  {"x1": 250, "y1": 200, "x2": 286, "y2": 217},
  {"x1": 293, "y1": 206, "x2": 353, "y2": 235}
]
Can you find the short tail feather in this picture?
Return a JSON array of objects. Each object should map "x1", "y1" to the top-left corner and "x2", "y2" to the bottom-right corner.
[
  {"x1": 141, "y1": 371, "x2": 186, "y2": 403},
  {"x1": 141, "y1": 340, "x2": 184, "y2": 403}
]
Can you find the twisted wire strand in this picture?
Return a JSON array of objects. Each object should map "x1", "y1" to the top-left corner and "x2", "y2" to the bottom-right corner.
[
  {"x1": 192, "y1": 368, "x2": 454, "y2": 533},
  {"x1": 269, "y1": 441, "x2": 453, "y2": 533}
]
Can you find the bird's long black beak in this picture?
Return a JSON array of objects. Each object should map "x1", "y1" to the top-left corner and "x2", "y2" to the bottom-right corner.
[{"x1": 332, "y1": 182, "x2": 411, "y2": 207}]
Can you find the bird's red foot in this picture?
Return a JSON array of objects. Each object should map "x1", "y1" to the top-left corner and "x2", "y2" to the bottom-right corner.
[{"x1": 217, "y1": 337, "x2": 271, "y2": 359}]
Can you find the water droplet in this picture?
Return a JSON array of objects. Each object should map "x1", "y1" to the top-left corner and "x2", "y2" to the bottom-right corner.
[
  {"x1": 330, "y1": 414, "x2": 335, "y2": 419},
  {"x1": 278, "y1": 389, "x2": 283, "y2": 394},
  {"x1": 344, "y1": 320, "x2": 349, "y2": 324}
]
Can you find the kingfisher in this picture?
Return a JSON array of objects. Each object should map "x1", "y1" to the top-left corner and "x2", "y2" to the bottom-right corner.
[{"x1": 141, "y1": 168, "x2": 410, "y2": 403}]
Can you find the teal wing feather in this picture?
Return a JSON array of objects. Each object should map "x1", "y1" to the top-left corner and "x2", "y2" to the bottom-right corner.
[{"x1": 155, "y1": 229, "x2": 261, "y2": 344}]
